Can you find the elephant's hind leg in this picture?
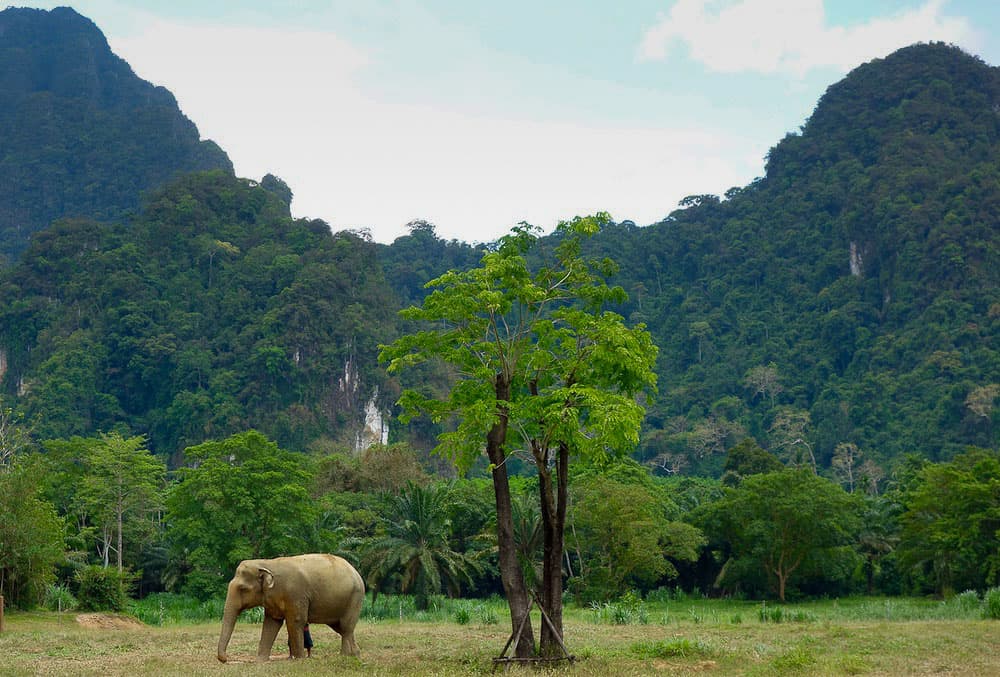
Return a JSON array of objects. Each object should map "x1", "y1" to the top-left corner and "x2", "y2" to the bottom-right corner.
[{"x1": 328, "y1": 622, "x2": 360, "y2": 656}]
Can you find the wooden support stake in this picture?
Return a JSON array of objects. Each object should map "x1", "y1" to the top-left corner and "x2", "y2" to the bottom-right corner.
[
  {"x1": 1, "y1": 594, "x2": 5, "y2": 633},
  {"x1": 492, "y1": 593, "x2": 574, "y2": 671}
]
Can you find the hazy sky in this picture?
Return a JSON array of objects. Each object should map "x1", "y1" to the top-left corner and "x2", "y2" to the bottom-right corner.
[{"x1": 22, "y1": 1, "x2": 1000, "y2": 243}]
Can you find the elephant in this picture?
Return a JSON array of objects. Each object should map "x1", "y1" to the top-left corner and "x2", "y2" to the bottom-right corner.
[{"x1": 217, "y1": 553, "x2": 364, "y2": 663}]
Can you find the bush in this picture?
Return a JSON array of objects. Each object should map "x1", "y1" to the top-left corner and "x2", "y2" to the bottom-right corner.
[
  {"x1": 984, "y1": 588, "x2": 1000, "y2": 620},
  {"x1": 631, "y1": 638, "x2": 712, "y2": 659},
  {"x1": 758, "y1": 601, "x2": 784, "y2": 623},
  {"x1": 43, "y1": 584, "x2": 77, "y2": 612},
  {"x1": 453, "y1": 606, "x2": 471, "y2": 625},
  {"x1": 590, "y1": 591, "x2": 648, "y2": 625},
  {"x1": 75, "y1": 566, "x2": 136, "y2": 612},
  {"x1": 478, "y1": 604, "x2": 499, "y2": 625},
  {"x1": 954, "y1": 590, "x2": 980, "y2": 612}
]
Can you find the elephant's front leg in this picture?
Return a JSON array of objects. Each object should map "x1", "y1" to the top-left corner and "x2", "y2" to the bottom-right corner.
[{"x1": 257, "y1": 615, "x2": 284, "y2": 661}]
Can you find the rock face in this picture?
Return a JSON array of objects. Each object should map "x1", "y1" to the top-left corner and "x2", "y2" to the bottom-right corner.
[{"x1": 0, "y1": 6, "x2": 233, "y2": 264}]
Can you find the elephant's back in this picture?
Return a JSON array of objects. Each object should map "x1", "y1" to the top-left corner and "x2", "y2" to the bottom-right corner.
[{"x1": 301, "y1": 553, "x2": 365, "y2": 601}]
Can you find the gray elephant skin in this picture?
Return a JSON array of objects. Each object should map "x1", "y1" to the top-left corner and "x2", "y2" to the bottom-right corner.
[{"x1": 217, "y1": 553, "x2": 365, "y2": 662}]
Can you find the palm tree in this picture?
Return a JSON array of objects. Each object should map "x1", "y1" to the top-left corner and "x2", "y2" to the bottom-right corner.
[{"x1": 360, "y1": 482, "x2": 480, "y2": 610}]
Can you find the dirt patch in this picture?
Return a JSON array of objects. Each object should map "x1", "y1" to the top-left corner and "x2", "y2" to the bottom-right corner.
[{"x1": 75, "y1": 613, "x2": 144, "y2": 630}]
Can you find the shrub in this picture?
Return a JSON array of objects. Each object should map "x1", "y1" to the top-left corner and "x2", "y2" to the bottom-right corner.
[
  {"x1": 43, "y1": 584, "x2": 77, "y2": 612},
  {"x1": 984, "y1": 588, "x2": 1000, "y2": 620},
  {"x1": 954, "y1": 590, "x2": 980, "y2": 612},
  {"x1": 75, "y1": 566, "x2": 136, "y2": 612},
  {"x1": 477, "y1": 604, "x2": 499, "y2": 625},
  {"x1": 590, "y1": 591, "x2": 648, "y2": 625},
  {"x1": 453, "y1": 606, "x2": 471, "y2": 625},
  {"x1": 758, "y1": 601, "x2": 784, "y2": 623},
  {"x1": 631, "y1": 638, "x2": 712, "y2": 659}
]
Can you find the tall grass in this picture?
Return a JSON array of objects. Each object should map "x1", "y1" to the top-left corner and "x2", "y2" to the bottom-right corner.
[
  {"x1": 120, "y1": 590, "x2": 999, "y2": 628},
  {"x1": 362, "y1": 593, "x2": 506, "y2": 624},
  {"x1": 127, "y1": 594, "x2": 262, "y2": 625}
]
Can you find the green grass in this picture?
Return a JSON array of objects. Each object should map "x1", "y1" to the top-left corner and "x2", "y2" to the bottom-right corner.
[{"x1": 2, "y1": 596, "x2": 999, "y2": 676}]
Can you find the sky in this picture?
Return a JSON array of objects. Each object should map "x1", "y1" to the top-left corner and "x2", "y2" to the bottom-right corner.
[{"x1": 20, "y1": 1, "x2": 1000, "y2": 244}]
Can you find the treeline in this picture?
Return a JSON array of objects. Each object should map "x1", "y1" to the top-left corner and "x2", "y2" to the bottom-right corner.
[{"x1": 3, "y1": 419, "x2": 997, "y2": 610}]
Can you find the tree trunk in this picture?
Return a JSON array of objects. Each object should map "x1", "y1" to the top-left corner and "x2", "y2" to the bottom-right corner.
[
  {"x1": 537, "y1": 441, "x2": 569, "y2": 658},
  {"x1": 488, "y1": 374, "x2": 534, "y2": 658},
  {"x1": 116, "y1": 495, "x2": 124, "y2": 573}
]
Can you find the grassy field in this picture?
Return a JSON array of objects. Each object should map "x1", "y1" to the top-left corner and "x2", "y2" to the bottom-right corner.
[{"x1": 2, "y1": 597, "x2": 999, "y2": 676}]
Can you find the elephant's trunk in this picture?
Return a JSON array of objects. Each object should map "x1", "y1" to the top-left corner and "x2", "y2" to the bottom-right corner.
[{"x1": 217, "y1": 593, "x2": 242, "y2": 663}]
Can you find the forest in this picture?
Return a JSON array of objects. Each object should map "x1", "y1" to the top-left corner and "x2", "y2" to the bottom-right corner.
[{"x1": 0, "y1": 6, "x2": 998, "y2": 651}]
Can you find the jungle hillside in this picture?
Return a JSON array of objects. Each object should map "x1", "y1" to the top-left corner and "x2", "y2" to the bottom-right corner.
[{"x1": 0, "y1": 8, "x2": 999, "y2": 670}]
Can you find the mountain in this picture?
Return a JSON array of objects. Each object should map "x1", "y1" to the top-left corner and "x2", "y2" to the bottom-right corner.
[
  {"x1": 0, "y1": 171, "x2": 397, "y2": 463},
  {"x1": 0, "y1": 24, "x2": 996, "y2": 477},
  {"x1": 0, "y1": 6, "x2": 232, "y2": 265},
  {"x1": 569, "y1": 43, "x2": 999, "y2": 475}
]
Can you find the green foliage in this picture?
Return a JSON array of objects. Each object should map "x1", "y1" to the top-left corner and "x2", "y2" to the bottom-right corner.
[
  {"x1": 897, "y1": 448, "x2": 1000, "y2": 594},
  {"x1": 81, "y1": 434, "x2": 165, "y2": 570},
  {"x1": 0, "y1": 456, "x2": 65, "y2": 608},
  {"x1": 589, "y1": 591, "x2": 649, "y2": 625},
  {"x1": 43, "y1": 584, "x2": 77, "y2": 612},
  {"x1": 571, "y1": 43, "x2": 1000, "y2": 475},
  {"x1": 359, "y1": 482, "x2": 481, "y2": 610},
  {"x1": 1, "y1": 170, "x2": 397, "y2": 461},
  {"x1": 722, "y1": 438, "x2": 783, "y2": 486},
  {"x1": 630, "y1": 638, "x2": 713, "y2": 659},
  {"x1": 984, "y1": 588, "x2": 1000, "y2": 619},
  {"x1": 313, "y1": 443, "x2": 429, "y2": 495},
  {"x1": 126, "y1": 593, "x2": 227, "y2": 625},
  {"x1": 165, "y1": 430, "x2": 314, "y2": 597},
  {"x1": 570, "y1": 474, "x2": 703, "y2": 602},
  {"x1": 702, "y1": 468, "x2": 861, "y2": 600},
  {"x1": 74, "y1": 565, "x2": 136, "y2": 612},
  {"x1": 381, "y1": 214, "x2": 657, "y2": 473}
]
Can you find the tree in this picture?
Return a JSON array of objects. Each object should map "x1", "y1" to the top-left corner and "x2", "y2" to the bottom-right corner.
[
  {"x1": 569, "y1": 475, "x2": 702, "y2": 602},
  {"x1": 965, "y1": 384, "x2": 998, "y2": 439},
  {"x1": 166, "y1": 430, "x2": 314, "y2": 597},
  {"x1": 359, "y1": 482, "x2": 479, "y2": 610},
  {"x1": 831, "y1": 442, "x2": 863, "y2": 493},
  {"x1": 744, "y1": 363, "x2": 783, "y2": 407},
  {"x1": 709, "y1": 468, "x2": 859, "y2": 601},
  {"x1": 689, "y1": 321, "x2": 712, "y2": 363},
  {"x1": 897, "y1": 448, "x2": 1000, "y2": 595},
  {"x1": 0, "y1": 456, "x2": 64, "y2": 608},
  {"x1": 76, "y1": 433, "x2": 166, "y2": 572},
  {"x1": 380, "y1": 215, "x2": 657, "y2": 657},
  {"x1": 0, "y1": 402, "x2": 30, "y2": 469},
  {"x1": 722, "y1": 437, "x2": 783, "y2": 486},
  {"x1": 769, "y1": 407, "x2": 817, "y2": 472}
]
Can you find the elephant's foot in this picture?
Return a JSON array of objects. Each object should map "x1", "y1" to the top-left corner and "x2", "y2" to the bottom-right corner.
[{"x1": 341, "y1": 635, "x2": 360, "y2": 657}]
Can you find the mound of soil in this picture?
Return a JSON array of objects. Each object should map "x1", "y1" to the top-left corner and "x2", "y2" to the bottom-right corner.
[{"x1": 75, "y1": 613, "x2": 144, "y2": 630}]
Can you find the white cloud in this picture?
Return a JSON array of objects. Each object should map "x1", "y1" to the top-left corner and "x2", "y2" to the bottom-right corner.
[{"x1": 637, "y1": 0, "x2": 976, "y2": 76}]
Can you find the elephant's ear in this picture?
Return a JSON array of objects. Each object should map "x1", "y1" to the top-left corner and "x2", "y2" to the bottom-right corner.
[{"x1": 258, "y1": 567, "x2": 275, "y2": 590}]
